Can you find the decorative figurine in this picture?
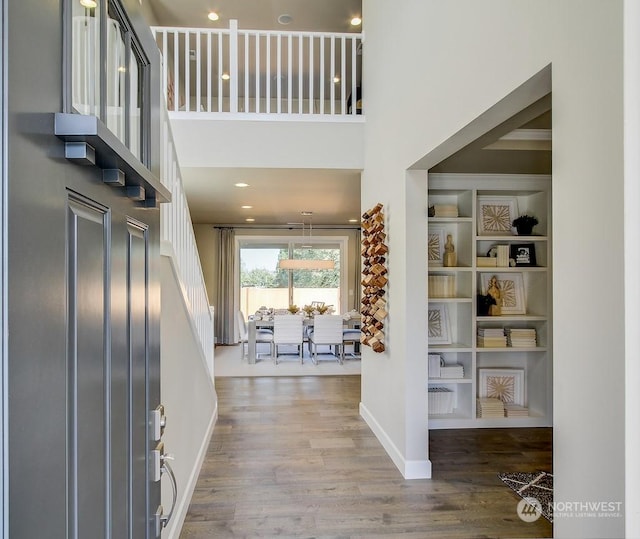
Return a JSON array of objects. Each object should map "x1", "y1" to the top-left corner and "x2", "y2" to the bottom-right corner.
[
  {"x1": 487, "y1": 275, "x2": 502, "y2": 316},
  {"x1": 443, "y1": 234, "x2": 457, "y2": 267}
]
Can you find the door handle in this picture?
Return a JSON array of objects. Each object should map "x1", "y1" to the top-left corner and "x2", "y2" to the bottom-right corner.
[{"x1": 160, "y1": 459, "x2": 177, "y2": 530}]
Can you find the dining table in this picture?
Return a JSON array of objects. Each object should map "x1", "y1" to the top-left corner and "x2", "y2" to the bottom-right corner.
[{"x1": 246, "y1": 315, "x2": 361, "y2": 364}]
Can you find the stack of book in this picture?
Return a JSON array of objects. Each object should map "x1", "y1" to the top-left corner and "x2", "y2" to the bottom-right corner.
[
  {"x1": 434, "y1": 204, "x2": 458, "y2": 218},
  {"x1": 428, "y1": 275, "x2": 456, "y2": 297},
  {"x1": 440, "y1": 364, "x2": 464, "y2": 378},
  {"x1": 428, "y1": 387, "x2": 454, "y2": 414},
  {"x1": 477, "y1": 398, "x2": 505, "y2": 418},
  {"x1": 428, "y1": 353, "x2": 443, "y2": 378},
  {"x1": 477, "y1": 256, "x2": 498, "y2": 267},
  {"x1": 505, "y1": 328, "x2": 537, "y2": 347},
  {"x1": 496, "y1": 244, "x2": 510, "y2": 267},
  {"x1": 477, "y1": 328, "x2": 507, "y2": 347},
  {"x1": 504, "y1": 404, "x2": 529, "y2": 417}
]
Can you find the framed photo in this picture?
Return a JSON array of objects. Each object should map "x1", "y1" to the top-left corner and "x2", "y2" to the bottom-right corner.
[
  {"x1": 479, "y1": 368, "x2": 526, "y2": 406},
  {"x1": 428, "y1": 303, "x2": 451, "y2": 344},
  {"x1": 510, "y1": 243, "x2": 537, "y2": 267},
  {"x1": 477, "y1": 196, "x2": 518, "y2": 235},
  {"x1": 427, "y1": 226, "x2": 446, "y2": 266},
  {"x1": 480, "y1": 272, "x2": 526, "y2": 315}
]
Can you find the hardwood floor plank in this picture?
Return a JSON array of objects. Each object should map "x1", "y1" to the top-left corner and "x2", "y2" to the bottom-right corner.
[{"x1": 180, "y1": 376, "x2": 552, "y2": 538}]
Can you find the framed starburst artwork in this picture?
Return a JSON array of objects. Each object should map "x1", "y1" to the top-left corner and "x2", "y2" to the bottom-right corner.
[
  {"x1": 479, "y1": 368, "x2": 525, "y2": 406},
  {"x1": 427, "y1": 227, "x2": 445, "y2": 266},
  {"x1": 480, "y1": 272, "x2": 526, "y2": 315},
  {"x1": 428, "y1": 303, "x2": 451, "y2": 344},
  {"x1": 477, "y1": 196, "x2": 518, "y2": 235}
]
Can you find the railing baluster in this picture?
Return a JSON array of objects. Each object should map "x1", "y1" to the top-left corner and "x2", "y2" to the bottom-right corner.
[
  {"x1": 309, "y1": 35, "x2": 314, "y2": 114},
  {"x1": 229, "y1": 19, "x2": 238, "y2": 113},
  {"x1": 351, "y1": 36, "x2": 357, "y2": 116},
  {"x1": 330, "y1": 35, "x2": 335, "y2": 115},
  {"x1": 340, "y1": 36, "x2": 346, "y2": 115},
  {"x1": 218, "y1": 32, "x2": 223, "y2": 112},
  {"x1": 244, "y1": 32, "x2": 249, "y2": 113},
  {"x1": 207, "y1": 32, "x2": 212, "y2": 112},
  {"x1": 173, "y1": 31, "x2": 179, "y2": 112},
  {"x1": 266, "y1": 35, "x2": 271, "y2": 113},
  {"x1": 184, "y1": 31, "x2": 190, "y2": 111},
  {"x1": 196, "y1": 31, "x2": 201, "y2": 112},
  {"x1": 319, "y1": 36, "x2": 324, "y2": 114},
  {"x1": 287, "y1": 34, "x2": 292, "y2": 114},
  {"x1": 276, "y1": 34, "x2": 281, "y2": 114},
  {"x1": 255, "y1": 33, "x2": 260, "y2": 113},
  {"x1": 162, "y1": 30, "x2": 168, "y2": 108},
  {"x1": 298, "y1": 35, "x2": 303, "y2": 114}
]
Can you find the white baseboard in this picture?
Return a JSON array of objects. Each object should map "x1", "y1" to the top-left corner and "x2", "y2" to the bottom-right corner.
[
  {"x1": 359, "y1": 402, "x2": 431, "y2": 479},
  {"x1": 164, "y1": 402, "x2": 218, "y2": 539}
]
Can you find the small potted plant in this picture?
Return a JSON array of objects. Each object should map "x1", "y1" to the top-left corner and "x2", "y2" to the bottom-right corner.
[
  {"x1": 288, "y1": 304, "x2": 299, "y2": 314},
  {"x1": 512, "y1": 214, "x2": 538, "y2": 235}
]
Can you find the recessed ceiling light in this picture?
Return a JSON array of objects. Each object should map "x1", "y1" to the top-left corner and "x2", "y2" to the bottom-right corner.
[
  {"x1": 245, "y1": 218, "x2": 255, "y2": 222},
  {"x1": 241, "y1": 205, "x2": 253, "y2": 209},
  {"x1": 301, "y1": 211, "x2": 313, "y2": 216},
  {"x1": 333, "y1": 76, "x2": 340, "y2": 83},
  {"x1": 234, "y1": 182, "x2": 249, "y2": 188},
  {"x1": 221, "y1": 73, "x2": 230, "y2": 81},
  {"x1": 350, "y1": 16, "x2": 362, "y2": 26},
  {"x1": 278, "y1": 14, "x2": 293, "y2": 25},
  {"x1": 208, "y1": 11, "x2": 219, "y2": 21},
  {"x1": 80, "y1": 0, "x2": 97, "y2": 7},
  {"x1": 349, "y1": 219, "x2": 359, "y2": 223}
]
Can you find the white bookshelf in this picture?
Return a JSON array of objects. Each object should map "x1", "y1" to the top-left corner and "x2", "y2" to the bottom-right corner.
[{"x1": 427, "y1": 174, "x2": 552, "y2": 429}]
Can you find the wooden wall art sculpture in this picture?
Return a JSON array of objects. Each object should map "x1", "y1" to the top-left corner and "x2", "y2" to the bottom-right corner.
[{"x1": 360, "y1": 203, "x2": 388, "y2": 353}]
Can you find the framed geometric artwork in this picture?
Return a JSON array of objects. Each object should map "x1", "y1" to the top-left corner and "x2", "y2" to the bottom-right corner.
[
  {"x1": 480, "y1": 272, "x2": 526, "y2": 315},
  {"x1": 428, "y1": 227, "x2": 446, "y2": 266},
  {"x1": 428, "y1": 303, "x2": 451, "y2": 344},
  {"x1": 477, "y1": 196, "x2": 518, "y2": 235},
  {"x1": 479, "y1": 368, "x2": 525, "y2": 406}
]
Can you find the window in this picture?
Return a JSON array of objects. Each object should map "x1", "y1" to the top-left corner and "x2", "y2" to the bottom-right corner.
[
  {"x1": 238, "y1": 237, "x2": 347, "y2": 315},
  {"x1": 69, "y1": 0, "x2": 149, "y2": 163}
]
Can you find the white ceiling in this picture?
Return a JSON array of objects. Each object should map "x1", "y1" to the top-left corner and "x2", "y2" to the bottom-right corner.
[{"x1": 147, "y1": 0, "x2": 363, "y2": 226}]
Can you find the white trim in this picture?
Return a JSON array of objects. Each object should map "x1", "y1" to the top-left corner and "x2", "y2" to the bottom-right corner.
[
  {"x1": 499, "y1": 128, "x2": 551, "y2": 141},
  {"x1": 164, "y1": 401, "x2": 217, "y2": 539},
  {"x1": 161, "y1": 242, "x2": 215, "y2": 379},
  {"x1": 359, "y1": 402, "x2": 432, "y2": 479},
  {"x1": 169, "y1": 111, "x2": 365, "y2": 123}
]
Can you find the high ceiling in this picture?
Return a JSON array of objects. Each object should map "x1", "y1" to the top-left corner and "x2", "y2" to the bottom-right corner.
[{"x1": 147, "y1": 0, "x2": 363, "y2": 226}]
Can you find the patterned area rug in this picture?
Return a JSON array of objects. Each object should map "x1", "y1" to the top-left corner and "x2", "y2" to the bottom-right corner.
[{"x1": 498, "y1": 471, "x2": 554, "y2": 522}]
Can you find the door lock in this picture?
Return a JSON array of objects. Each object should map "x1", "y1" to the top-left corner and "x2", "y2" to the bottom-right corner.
[{"x1": 150, "y1": 404, "x2": 166, "y2": 441}]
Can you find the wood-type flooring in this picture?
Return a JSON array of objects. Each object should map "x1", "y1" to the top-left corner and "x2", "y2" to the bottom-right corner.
[{"x1": 180, "y1": 375, "x2": 552, "y2": 538}]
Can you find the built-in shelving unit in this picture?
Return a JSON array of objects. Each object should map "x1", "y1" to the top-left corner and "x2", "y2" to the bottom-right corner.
[{"x1": 427, "y1": 174, "x2": 552, "y2": 429}]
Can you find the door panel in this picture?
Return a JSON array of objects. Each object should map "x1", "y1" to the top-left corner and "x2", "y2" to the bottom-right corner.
[
  {"x1": 67, "y1": 194, "x2": 110, "y2": 539},
  {"x1": 127, "y1": 218, "x2": 150, "y2": 538}
]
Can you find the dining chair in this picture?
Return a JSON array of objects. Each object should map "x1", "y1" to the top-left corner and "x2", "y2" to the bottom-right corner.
[
  {"x1": 342, "y1": 328, "x2": 362, "y2": 359},
  {"x1": 307, "y1": 315, "x2": 344, "y2": 364},
  {"x1": 271, "y1": 314, "x2": 304, "y2": 364},
  {"x1": 236, "y1": 310, "x2": 273, "y2": 361}
]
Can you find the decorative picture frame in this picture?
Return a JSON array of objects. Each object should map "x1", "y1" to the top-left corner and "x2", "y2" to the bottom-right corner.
[
  {"x1": 480, "y1": 272, "x2": 526, "y2": 315},
  {"x1": 510, "y1": 243, "x2": 537, "y2": 267},
  {"x1": 479, "y1": 368, "x2": 526, "y2": 406},
  {"x1": 477, "y1": 196, "x2": 518, "y2": 235},
  {"x1": 428, "y1": 303, "x2": 451, "y2": 344},
  {"x1": 427, "y1": 227, "x2": 446, "y2": 266}
]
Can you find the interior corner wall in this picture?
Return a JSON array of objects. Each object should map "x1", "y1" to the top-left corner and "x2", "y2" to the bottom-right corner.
[
  {"x1": 193, "y1": 224, "x2": 217, "y2": 306},
  {"x1": 362, "y1": 1, "x2": 625, "y2": 537}
]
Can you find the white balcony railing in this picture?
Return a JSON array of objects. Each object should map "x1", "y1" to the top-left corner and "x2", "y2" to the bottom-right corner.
[
  {"x1": 159, "y1": 102, "x2": 215, "y2": 374},
  {"x1": 152, "y1": 21, "x2": 363, "y2": 119}
]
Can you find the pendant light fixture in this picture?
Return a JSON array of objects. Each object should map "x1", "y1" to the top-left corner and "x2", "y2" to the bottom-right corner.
[{"x1": 278, "y1": 212, "x2": 335, "y2": 270}]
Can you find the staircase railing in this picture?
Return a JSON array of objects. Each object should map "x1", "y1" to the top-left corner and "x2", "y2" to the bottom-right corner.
[
  {"x1": 152, "y1": 21, "x2": 363, "y2": 118},
  {"x1": 159, "y1": 103, "x2": 214, "y2": 374}
]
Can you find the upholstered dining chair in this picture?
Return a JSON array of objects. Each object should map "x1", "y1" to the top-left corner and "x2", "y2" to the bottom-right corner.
[
  {"x1": 236, "y1": 310, "x2": 273, "y2": 360},
  {"x1": 342, "y1": 328, "x2": 362, "y2": 359},
  {"x1": 307, "y1": 315, "x2": 344, "y2": 364},
  {"x1": 271, "y1": 314, "x2": 304, "y2": 364}
]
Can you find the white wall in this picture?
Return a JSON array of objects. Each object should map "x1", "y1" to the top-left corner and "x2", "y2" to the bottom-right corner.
[
  {"x1": 160, "y1": 256, "x2": 217, "y2": 539},
  {"x1": 169, "y1": 117, "x2": 364, "y2": 170},
  {"x1": 363, "y1": 1, "x2": 625, "y2": 537}
]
